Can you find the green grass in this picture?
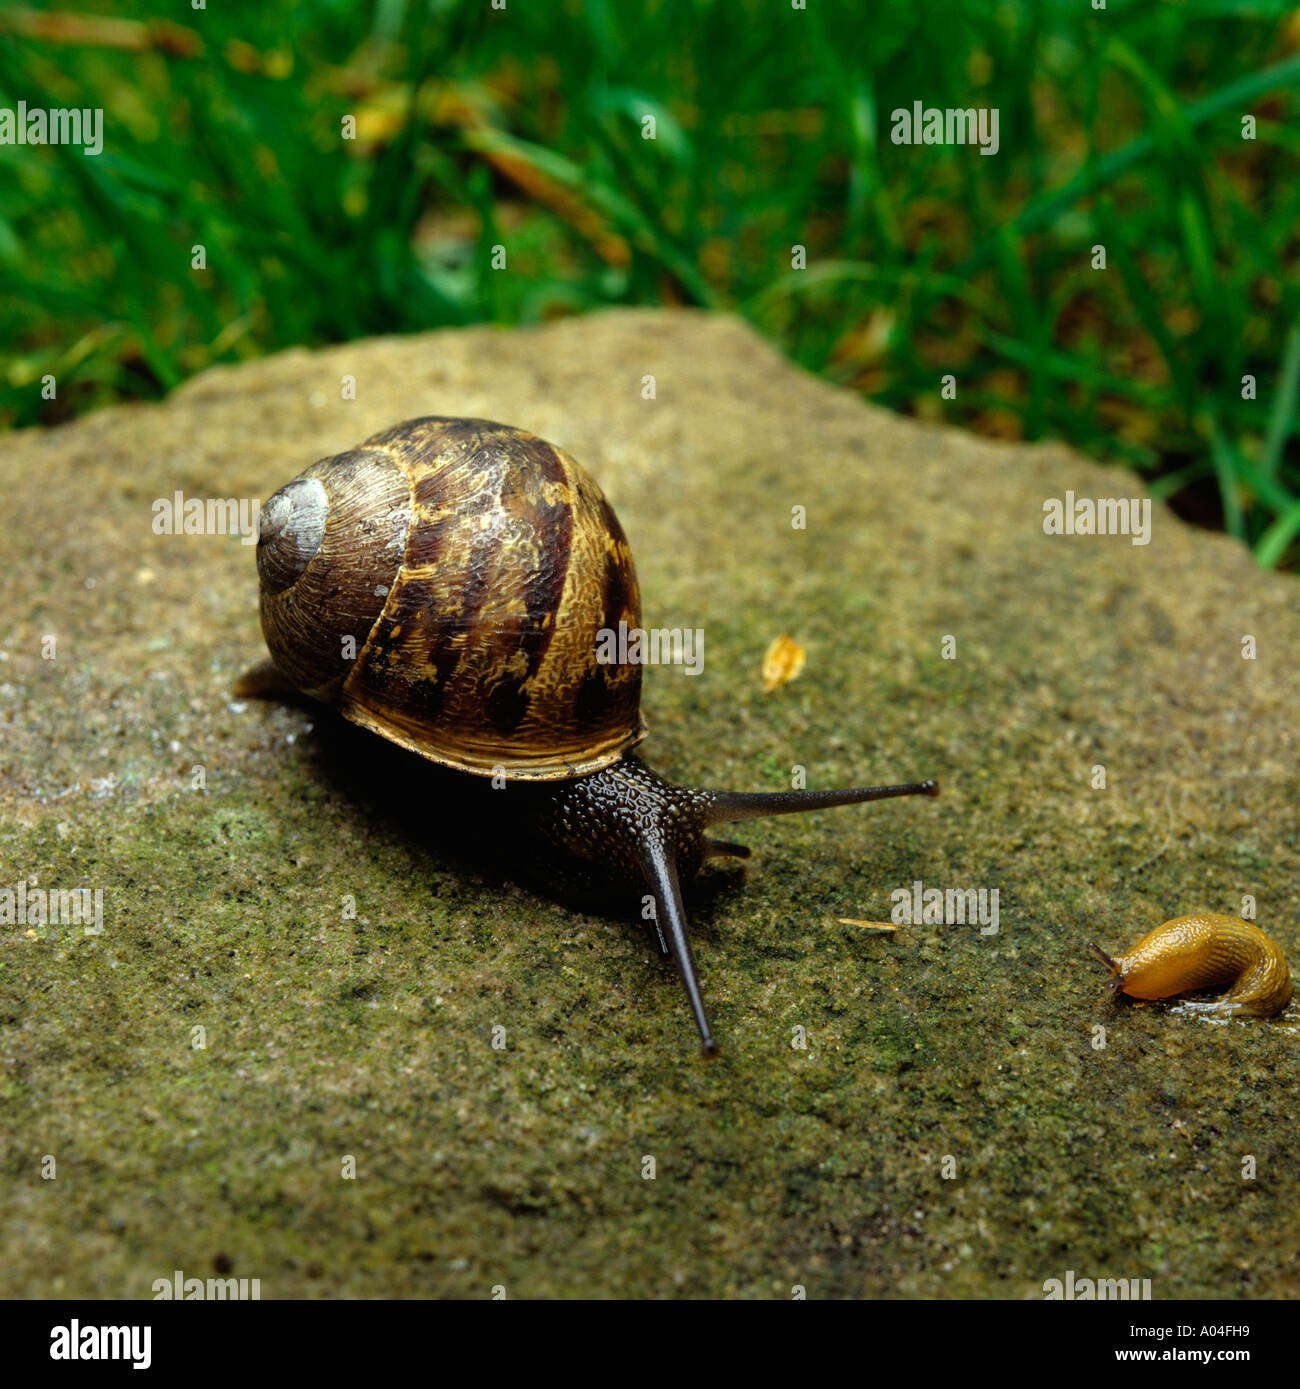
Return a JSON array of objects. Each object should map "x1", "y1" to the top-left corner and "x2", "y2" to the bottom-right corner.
[{"x1": 1, "y1": 0, "x2": 1297, "y2": 564}]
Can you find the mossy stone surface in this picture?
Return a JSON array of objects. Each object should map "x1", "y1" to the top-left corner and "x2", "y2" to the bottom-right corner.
[{"x1": 2, "y1": 308, "x2": 1297, "y2": 1298}]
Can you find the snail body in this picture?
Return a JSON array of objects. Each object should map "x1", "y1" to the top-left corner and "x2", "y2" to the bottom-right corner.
[
  {"x1": 237, "y1": 417, "x2": 938, "y2": 1054},
  {"x1": 1089, "y1": 915, "x2": 1293, "y2": 1018}
]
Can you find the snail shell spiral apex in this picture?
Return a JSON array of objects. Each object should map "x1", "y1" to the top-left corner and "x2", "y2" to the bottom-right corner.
[
  {"x1": 256, "y1": 477, "x2": 329, "y2": 593},
  {"x1": 253, "y1": 417, "x2": 647, "y2": 780}
]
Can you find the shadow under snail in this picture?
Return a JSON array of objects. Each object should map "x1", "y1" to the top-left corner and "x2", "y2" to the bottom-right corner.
[{"x1": 235, "y1": 417, "x2": 939, "y2": 1054}]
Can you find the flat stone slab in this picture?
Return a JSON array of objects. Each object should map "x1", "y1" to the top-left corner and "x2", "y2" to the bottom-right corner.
[{"x1": 2, "y1": 308, "x2": 1297, "y2": 1297}]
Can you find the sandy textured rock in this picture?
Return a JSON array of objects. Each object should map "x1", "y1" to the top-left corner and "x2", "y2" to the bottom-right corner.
[{"x1": 1, "y1": 308, "x2": 1297, "y2": 1298}]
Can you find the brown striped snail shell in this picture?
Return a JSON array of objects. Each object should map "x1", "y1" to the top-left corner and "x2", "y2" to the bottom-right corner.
[
  {"x1": 248, "y1": 417, "x2": 646, "y2": 778},
  {"x1": 237, "y1": 417, "x2": 939, "y2": 1054}
]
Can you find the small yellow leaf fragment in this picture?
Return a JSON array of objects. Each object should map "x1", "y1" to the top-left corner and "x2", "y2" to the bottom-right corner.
[
  {"x1": 762, "y1": 634, "x2": 806, "y2": 692},
  {"x1": 837, "y1": 919, "x2": 898, "y2": 932}
]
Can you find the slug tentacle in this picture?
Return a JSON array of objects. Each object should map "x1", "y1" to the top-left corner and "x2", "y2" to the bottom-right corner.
[
  {"x1": 1086, "y1": 940, "x2": 1123, "y2": 992},
  {"x1": 1092, "y1": 914, "x2": 1293, "y2": 1018}
]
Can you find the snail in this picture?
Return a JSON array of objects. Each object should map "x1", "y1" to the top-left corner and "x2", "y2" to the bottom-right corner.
[
  {"x1": 1089, "y1": 915, "x2": 1293, "y2": 1018},
  {"x1": 235, "y1": 417, "x2": 939, "y2": 1054}
]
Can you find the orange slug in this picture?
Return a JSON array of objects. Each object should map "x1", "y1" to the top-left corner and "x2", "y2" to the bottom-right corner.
[{"x1": 1089, "y1": 915, "x2": 1293, "y2": 1018}]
